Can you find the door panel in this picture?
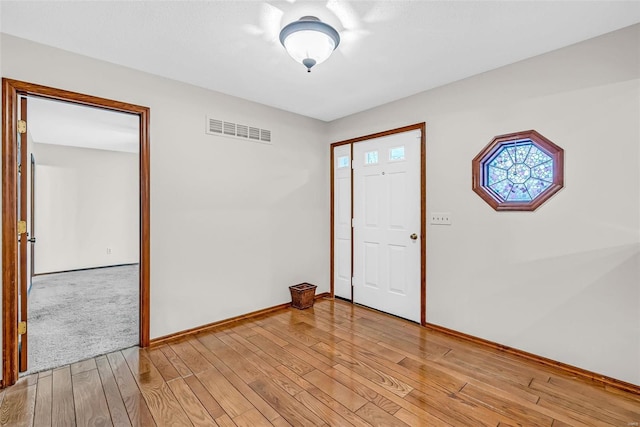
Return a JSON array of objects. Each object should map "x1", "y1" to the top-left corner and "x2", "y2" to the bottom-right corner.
[
  {"x1": 389, "y1": 172, "x2": 407, "y2": 229},
  {"x1": 333, "y1": 144, "x2": 352, "y2": 299},
  {"x1": 353, "y1": 130, "x2": 421, "y2": 322},
  {"x1": 388, "y1": 245, "x2": 407, "y2": 295},
  {"x1": 336, "y1": 238, "x2": 351, "y2": 283},
  {"x1": 364, "y1": 174, "x2": 380, "y2": 226},
  {"x1": 336, "y1": 178, "x2": 350, "y2": 226},
  {"x1": 363, "y1": 242, "x2": 380, "y2": 289}
]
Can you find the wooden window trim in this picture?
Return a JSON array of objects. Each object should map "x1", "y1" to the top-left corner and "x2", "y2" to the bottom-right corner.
[{"x1": 472, "y1": 130, "x2": 564, "y2": 211}]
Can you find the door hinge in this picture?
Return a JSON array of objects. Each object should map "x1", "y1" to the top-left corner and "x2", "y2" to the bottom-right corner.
[
  {"x1": 17, "y1": 120, "x2": 26, "y2": 134},
  {"x1": 17, "y1": 221, "x2": 27, "y2": 234},
  {"x1": 18, "y1": 321, "x2": 26, "y2": 335}
]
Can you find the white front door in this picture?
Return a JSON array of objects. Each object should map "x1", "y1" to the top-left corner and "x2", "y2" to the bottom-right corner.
[{"x1": 353, "y1": 130, "x2": 421, "y2": 322}]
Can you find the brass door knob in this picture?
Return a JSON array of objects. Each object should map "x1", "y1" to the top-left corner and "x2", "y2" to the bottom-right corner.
[{"x1": 410, "y1": 233, "x2": 418, "y2": 240}]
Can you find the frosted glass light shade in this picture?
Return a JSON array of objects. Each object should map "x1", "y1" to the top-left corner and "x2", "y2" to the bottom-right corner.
[
  {"x1": 283, "y1": 30, "x2": 336, "y2": 66},
  {"x1": 279, "y1": 16, "x2": 340, "y2": 72}
]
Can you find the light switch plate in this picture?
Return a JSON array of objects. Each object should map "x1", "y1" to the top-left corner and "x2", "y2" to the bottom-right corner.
[{"x1": 430, "y1": 212, "x2": 452, "y2": 225}]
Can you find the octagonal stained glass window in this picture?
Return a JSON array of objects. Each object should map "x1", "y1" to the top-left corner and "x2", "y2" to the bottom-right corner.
[{"x1": 472, "y1": 130, "x2": 564, "y2": 211}]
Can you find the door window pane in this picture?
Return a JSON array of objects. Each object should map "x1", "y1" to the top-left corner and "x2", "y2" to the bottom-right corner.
[
  {"x1": 365, "y1": 151, "x2": 378, "y2": 165},
  {"x1": 389, "y1": 146, "x2": 405, "y2": 161},
  {"x1": 337, "y1": 155, "x2": 350, "y2": 168}
]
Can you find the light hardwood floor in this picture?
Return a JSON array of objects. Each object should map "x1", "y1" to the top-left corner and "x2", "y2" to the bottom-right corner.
[{"x1": 1, "y1": 298, "x2": 639, "y2": 426}]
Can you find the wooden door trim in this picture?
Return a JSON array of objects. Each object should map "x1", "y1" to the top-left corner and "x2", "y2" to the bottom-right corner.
[
  {"x1": 1, "y1": 78, "x2": 151, "y2": 387},
  {"x1": 329, "y1": 144, "x2": 335, "y2": 298},
  {"x1": 329, "y1": 123, "x2": 427, "y2": 325}
]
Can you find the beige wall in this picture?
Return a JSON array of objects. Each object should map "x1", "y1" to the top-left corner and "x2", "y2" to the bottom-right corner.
[
  {"x1": 0, "y1": 34, "x2": 331, "y2": 348},
  {"x1": 328, "y1": 24, "x2": 640, "y2": 385},
  {"x1": 33, "y1": 143, "x2": 139, "y2": 274}
]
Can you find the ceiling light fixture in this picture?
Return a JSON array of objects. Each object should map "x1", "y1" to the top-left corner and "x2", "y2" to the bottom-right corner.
[{"x1": 279, "y1": 16, "x2": 340, "y2": 73}]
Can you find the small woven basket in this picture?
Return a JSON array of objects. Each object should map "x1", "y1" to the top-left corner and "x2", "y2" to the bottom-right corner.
[{"x1": 289, "y1": 283, "x2": 317, "y2": 309}]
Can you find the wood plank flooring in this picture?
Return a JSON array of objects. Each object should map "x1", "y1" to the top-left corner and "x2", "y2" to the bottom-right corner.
[{"x1": 1, "y1": 299, "x2": 639, "y2": 426}]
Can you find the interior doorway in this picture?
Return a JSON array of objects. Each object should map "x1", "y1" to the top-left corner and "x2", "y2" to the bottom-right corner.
[
  {"x1": 330, "y1": 123, "x2": 426, "y2": 324},
  {"x1": 25, "y1": 96, "x2": 141, "y2": 373},
  {"x1": 2, "y1": 78, "x2": 150, "y2": 387}
]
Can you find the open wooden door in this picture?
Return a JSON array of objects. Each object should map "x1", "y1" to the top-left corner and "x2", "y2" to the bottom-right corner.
[
  {"x1": 30, "y1": 153, "x2": 36, "y2": 279},
  {"x1": 17, "y1": 96, "x2": 29, "y2": 372}
]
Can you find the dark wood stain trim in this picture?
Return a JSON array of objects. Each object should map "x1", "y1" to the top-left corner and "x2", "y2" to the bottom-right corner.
[
  {"x1": 329, "y1": 147, "x2": 335, "y2": 298},
  {"x1": 471, "y1": 129, "x2": 564, "y2": 211},
  {"x1": 419, "y1": 124, "x2": 426, "y2": 326},
  {"x1": 2, "y1": 79, "x2": 19, "y2": 386},
  {"x1": 1, "y1": 78, "x2": 151, "y2": 387},
  {"x1": 329, "y1": 123, "x2": 426, "y2": 323},
  {"x1": 331, "y1": 123, "x2": 425, "y2": 147},
  {"x1": 139, "y1": 102, "x2": 151, "y2": 348},
  {"x1": 425, "y1": 322, "x2": 640, "y2": 395},
  {"x1": 150, "y1": 293, "x2": 332, "y2": 347},
  {"x1": 2, "y1": 80, "x2": 148, "y2": 114}
]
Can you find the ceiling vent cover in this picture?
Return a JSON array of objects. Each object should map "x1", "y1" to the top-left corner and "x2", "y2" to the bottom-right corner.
[{"x1": 206, "y1": 117, "x2": 272, "y2": 144}]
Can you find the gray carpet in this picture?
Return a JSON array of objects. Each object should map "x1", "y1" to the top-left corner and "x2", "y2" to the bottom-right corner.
[{"x1": 26, "y1": 264, "x2": 139, "y2": 374}]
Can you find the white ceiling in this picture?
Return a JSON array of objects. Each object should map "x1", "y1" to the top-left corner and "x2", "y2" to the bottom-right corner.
[
  {"x1": 28, "y1": 97, "x2": 139, "y2": 153},
  {"x1": 2, "y1": 1, "x2": 640, "y2": 123}
]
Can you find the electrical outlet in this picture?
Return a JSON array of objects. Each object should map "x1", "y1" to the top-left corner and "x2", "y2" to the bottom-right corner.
[
  {"x1": 430, "y1": 212, "x2": 452, "y2": 225},
  {"x1": 106, "y1": 248, "x2": 112, "y2": 255}
]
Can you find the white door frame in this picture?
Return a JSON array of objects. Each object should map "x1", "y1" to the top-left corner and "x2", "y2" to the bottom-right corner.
[{"x1": 330, "y1": 123, "x2": 426, "y2": 325}]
